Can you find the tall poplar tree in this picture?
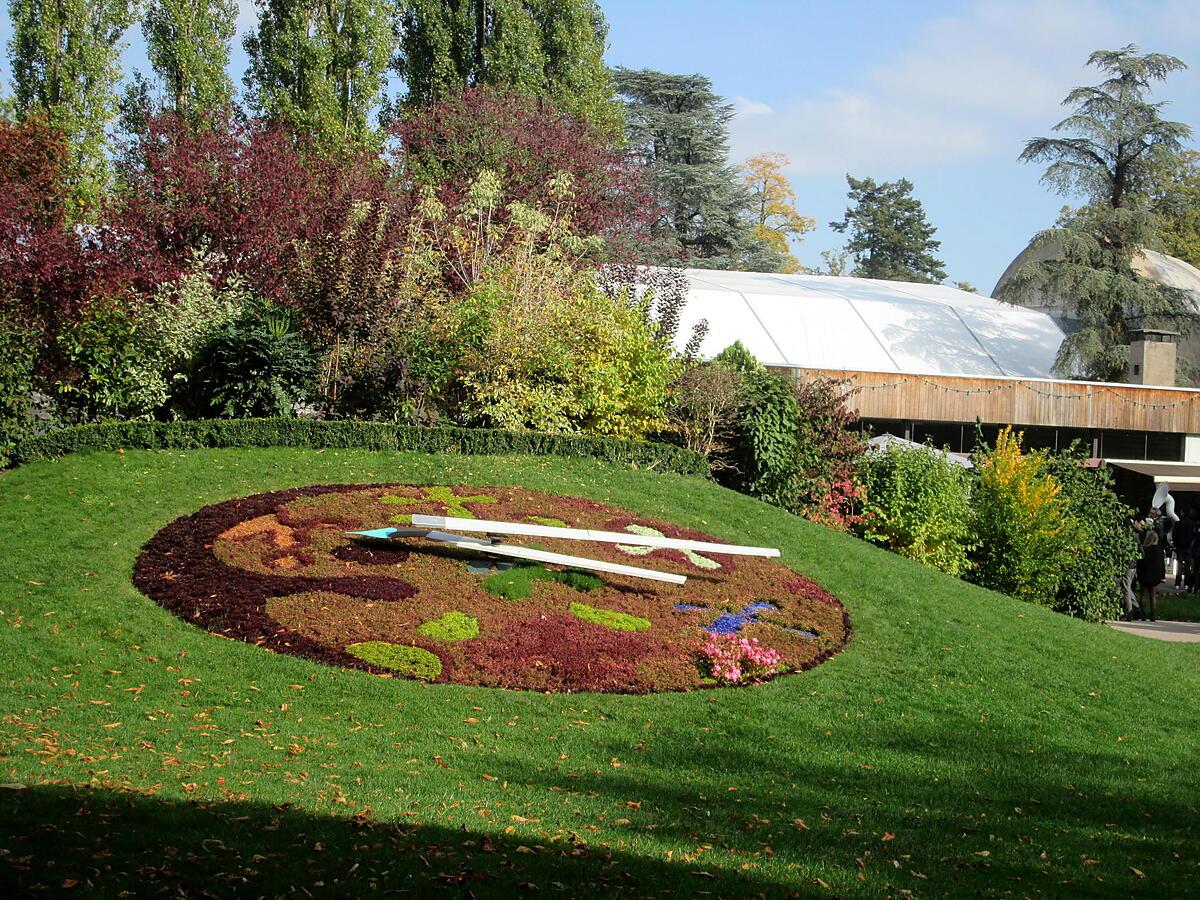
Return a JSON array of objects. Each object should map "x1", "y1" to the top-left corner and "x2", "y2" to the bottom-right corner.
[
  {"x1": 143, "y1": 0, "x2": 237, "y2": 118},
  {"x1": 244, "y1": 0, "x2": 395, "y2": 148},
  {"x1": 395, "y1": 0, "x2": 621, "y2": 136},
  {"x1": 829, "y1": 175, "x2": 946, "y2": 283},
  {"x1": 1001, "y1": 45, "x2": 1193, "y2": 381},
  {"x1": 7, "y1": 0, "x2": 136, "y2": 212}
]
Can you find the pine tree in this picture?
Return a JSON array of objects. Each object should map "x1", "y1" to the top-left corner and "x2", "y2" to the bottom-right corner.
[
  {"x1": 829, "y1": 175, "x2": 946, "y2": 283},
  {"x1": 7, "y1": 0, "x2": 137, "y2": 213},
  {"x1": 1002, "y1": 45, "x2": 1194, "y2": 381},
  {"x1": 1020, "y1": 45, "x2": 1189, "y2": 210},
  {"x1": 144, "y1": 0, "x2": 238, "y2": 118},
  {"x1": 614, "y1": 68, "x2": 778, "y2": 271},
  {"x1": 244, "y1": 0, "x2": 395, "y2": 149},
  {"x1": 395, "y1": 0, "x2": 621, "y2": 136}
]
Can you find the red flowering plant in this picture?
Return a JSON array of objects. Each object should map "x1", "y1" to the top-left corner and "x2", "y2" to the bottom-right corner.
[
  {"x1": 0, "y1": 117, "x2": 138, "y2": 339},
  {"x1": 393, "y1": 87, "x2": 657, "y2": 261}
]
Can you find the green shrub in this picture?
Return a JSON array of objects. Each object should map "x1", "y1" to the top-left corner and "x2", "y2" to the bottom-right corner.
[
  {"x1": 136, "y1": 256, "x2": 247, "y2": 415},
  {"x1": 186, "y1": 305, "x2": 318, "y2": 418},
  {"x1": 1045, "y1": 447, "x2": 1136, "y2": 622},
  {"x1": 8, "y1": 418, "x2": 712, "y2": 476},
  {"x1": 855, "y1": 444, "x2": 976, "y2": 577},
  {"x1": 482, "y1": 565, "x2": 602, "y2": 601},
  {"x1": 968, "y1": 427, "x2": 1085, "y2": 607},
  {"x1": 345, "y1": 642, "x2": 443, "y2": 679},
  {"x1": 569, "y1": 602, "x2": 652, "y2": 632},
  {"x1": 0, "y1": 321, "x2": 37, "y2": 466},
  {"x1": 416, "y1": 171, "x2": 678, "y2": 440},
  {"x1": 51, "y1": 298, "x2": 151, "y2": 422},
  {"x1": 714, "y1": 342, "x2": 863, "y2": 528},
  {"x1": 417, "y1": 611, "x2": 479, "y2": 641}
]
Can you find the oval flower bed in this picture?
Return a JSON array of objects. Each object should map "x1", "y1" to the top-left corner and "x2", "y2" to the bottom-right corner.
[{"x1": 134, "y1": 484, "x2": 850, "y2": 693}]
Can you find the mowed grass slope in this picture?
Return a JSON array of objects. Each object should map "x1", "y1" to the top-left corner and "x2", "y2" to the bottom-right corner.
[{"x1": 0, "y1": 448, "x2": 1196, "y2": 898}]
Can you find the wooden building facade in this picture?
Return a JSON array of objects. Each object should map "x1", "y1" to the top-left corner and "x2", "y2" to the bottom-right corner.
[{"x1": 773, "y1": 368, "x2": 1200, "y2": 461}]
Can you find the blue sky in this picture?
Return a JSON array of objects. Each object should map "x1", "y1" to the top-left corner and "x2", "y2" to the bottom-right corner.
[{"x1": 2, "y1": 0, "x2": 1198, "y2": 292}]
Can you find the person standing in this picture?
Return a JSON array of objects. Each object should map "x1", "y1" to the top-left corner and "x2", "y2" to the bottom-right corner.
[
  {"x1": 1121, "y1": 515, "x2": 1143, "y2": 619},
  {"x1": 1172, "y1": 507, "x2": 1194, "y2": 590},
  {"x1": 1137, "y1": 530, "x2": 1166, "y2": 622}
]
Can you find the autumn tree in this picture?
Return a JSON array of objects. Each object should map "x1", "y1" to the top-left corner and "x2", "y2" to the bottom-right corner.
[
  {"x1": 742, "y1": 153, "x2": 814, "y2": 273},
  {"x1": 117, "y1": 112, "x2": 328, "y2": 300},
  {"x1": 7, "y1": 0, "x2": 137, "y2": 212},
  {"x1": 395, "y1": 0, "x2": 621, "y2": 136},
  {"x1": 394, "y1": 87, "x2": 654, "y2": 257},
  {"x1": 143, "y1": 0, "x2": 238, "y2": 118},
  {"x1": 243, "y1": 0, "x2": 395, "y2": 148},
  {"x1": 1001, "y1": 45, "x2": 1194, "y2": 381},
  {"x1": 829, "y1": 175, "x2": 946, "y2": 283}
]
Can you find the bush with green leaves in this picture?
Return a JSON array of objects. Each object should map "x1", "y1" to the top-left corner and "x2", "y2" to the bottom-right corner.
[
  {"x1": 855, "y1": 444, "x2": 975, "y2": 577},
  {"x1": 186, "y1": 305, "x2": 318, "y2": 418},
  {"x1": 712, "y1": 342, "x2": 864, "y2": 529},
  {"x1": 135, "y1": 256, "x2": 247, "y2": 415},
  {"x1": 0, "y1": 320, "x2": 37, "y2": 465},
  {"x1": 9, "y1": 418, "x2": 711, "y2": 475},
  {"x1": 50, "y1": 298, "x2": 151, "y2": 423},
  {"x1": 420, "y1": 171, "x2": 678, "y2": 439},
  {"x1": 1045, "y1": 447, "x2": 1137, "y2": 621},
  {"x1": 37, "y1": 255, "x2": 246, "y2": 425}
]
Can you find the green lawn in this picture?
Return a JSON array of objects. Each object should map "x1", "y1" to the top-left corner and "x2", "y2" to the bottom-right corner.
[
  {"x1": 1, "y1": 448, "x2": 1197, "y2": 897},
  {"x1": 1155, "y1": 590, "x2": 1200, "y2": 622}
]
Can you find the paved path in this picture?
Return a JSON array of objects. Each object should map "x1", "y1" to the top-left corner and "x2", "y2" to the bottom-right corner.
[{"x1": 1106, "y1": 619, "x2": 1200, "y2": 643}]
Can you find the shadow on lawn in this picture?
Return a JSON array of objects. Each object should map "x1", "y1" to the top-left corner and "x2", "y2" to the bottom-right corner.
[
  {"x1": 490, "y1": 725, "x2": 1199, "y2": 898},
  {"x1": 0, "y1": 782, "x2": 780, "y2": 898}
]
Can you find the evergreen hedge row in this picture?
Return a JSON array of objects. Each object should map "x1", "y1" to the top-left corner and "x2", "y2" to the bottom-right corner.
[{"x1": 9, "y1": 419, "x2": 711, "y2": 479}]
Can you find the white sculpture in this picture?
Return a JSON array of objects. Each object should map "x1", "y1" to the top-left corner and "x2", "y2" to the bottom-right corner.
[
  {"x1": 348, "y1": 515, "x2": 781, "y2": 585},
  {"x1": 1153, "y1": 482, "x2": 1179, "y2": 523}
]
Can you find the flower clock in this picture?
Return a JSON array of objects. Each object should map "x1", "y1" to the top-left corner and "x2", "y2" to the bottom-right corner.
[{"x1": 136, "y1": 485, "x2": 850, "y2": 693}]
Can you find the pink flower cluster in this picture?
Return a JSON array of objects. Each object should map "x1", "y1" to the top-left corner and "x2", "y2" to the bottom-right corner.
[{"x1": 701, "y1": 633, "x2": 782, "y2": 684}]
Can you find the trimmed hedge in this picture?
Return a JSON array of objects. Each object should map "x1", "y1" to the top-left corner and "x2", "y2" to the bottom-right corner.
[{"x1": 9, "y1": 418, "x2": 711, "y2": 478}]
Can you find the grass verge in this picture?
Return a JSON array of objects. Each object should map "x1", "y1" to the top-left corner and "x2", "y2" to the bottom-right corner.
[{"x1": 1, "y1": 447, "x2": 1197, "y2": 897}]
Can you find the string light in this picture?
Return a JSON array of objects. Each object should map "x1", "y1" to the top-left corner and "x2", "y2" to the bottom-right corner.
[{"x1": 813, "y1": 373, "x2": 1200, "y2": 410}]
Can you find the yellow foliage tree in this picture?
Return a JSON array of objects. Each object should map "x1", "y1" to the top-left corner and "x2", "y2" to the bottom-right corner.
[
  {"x1": 742, "y1": 153, "x2": 815, "y2": 273},
  {"x1": 969, "y1": 427, "x2": 1086, "y2": 606}
]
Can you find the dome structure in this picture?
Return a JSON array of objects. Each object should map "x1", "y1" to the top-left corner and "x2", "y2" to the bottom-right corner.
[
  {"x1": 673, "y1": 268, "x2": 1065, "y2": 379},
  {"x1": 992, "y1": 243, "x2": 1200, "y2": 381}
]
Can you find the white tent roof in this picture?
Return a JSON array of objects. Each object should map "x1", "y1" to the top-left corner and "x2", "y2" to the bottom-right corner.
[{"x1": 674, "y1": 269, "x2": 1065, "y2": 378}]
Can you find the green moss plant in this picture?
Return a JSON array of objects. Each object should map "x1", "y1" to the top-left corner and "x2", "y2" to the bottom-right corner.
[
  {"x1": 417, "y1": 611, "x2": 479, "y2": 641},
  {"x1": 569, "y1": 602, "x2": 652, "y2": 632},
  {"x1": 345, "y1": 642, "x2": 443, "y2": 679}
]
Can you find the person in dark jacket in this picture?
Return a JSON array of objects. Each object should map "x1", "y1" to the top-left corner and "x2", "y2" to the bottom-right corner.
[
  {"x1": 1173, "y1": 507, "x2": 1194, "y2": 590},
  {"x1": 1137, "y1": 530, "x2": 1166, "y2": 622}
]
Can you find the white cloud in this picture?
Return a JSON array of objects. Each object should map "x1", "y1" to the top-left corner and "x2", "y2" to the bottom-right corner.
[
  {"x1": 728, "y1": 0, "x2": 1195, "y2": 176},
  {"x1": 731, "y1": 89, "x2": 991, "y2": 175},
  {"x1": 732, "y1": 96, "x2": 773, "y2": 117}
]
